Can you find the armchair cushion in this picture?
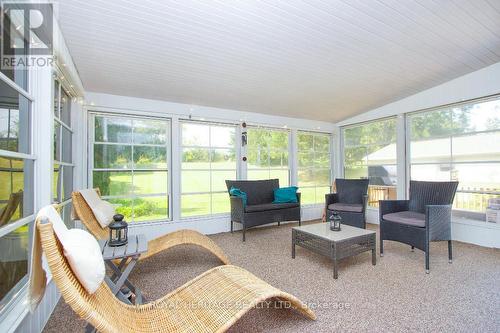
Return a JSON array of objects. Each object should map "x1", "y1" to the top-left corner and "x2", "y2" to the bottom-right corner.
[
  {"x1": 245, "y1": 202, "x2": 299, "y2": 213},
  {"x1": 327, "y1": 203, "x2": 363, "y2": 213},
  {"x1": 383, "y1": 211, "x2": 425, "y2": 228}
]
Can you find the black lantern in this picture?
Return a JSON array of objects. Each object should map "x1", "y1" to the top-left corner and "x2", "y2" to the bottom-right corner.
[
  {"x1": 109, "y1": 214, "x2": 128, "y2": 247},
  {"x1": 329, "y1": 211, "x2": 341, "y2": 231}
]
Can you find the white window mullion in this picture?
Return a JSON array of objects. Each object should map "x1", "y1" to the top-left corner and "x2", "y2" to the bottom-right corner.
[
  {"x1": 396, "y1": 114, "x2": 407, "y2": 199},
  {"x1": 171, "y1": 116, "x2": 181, "y2": 221},
  {"x1": 290, "y1": 129, "x2": 298, "y2": 187},
  {"x1": 237, "y1": 124, "x2": 246, "y2": 180}
]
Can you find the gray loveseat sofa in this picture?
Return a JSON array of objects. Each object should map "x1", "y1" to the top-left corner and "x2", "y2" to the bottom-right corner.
[{"x1": 225, "y1": 179, "x2": 301, "y2": 241}]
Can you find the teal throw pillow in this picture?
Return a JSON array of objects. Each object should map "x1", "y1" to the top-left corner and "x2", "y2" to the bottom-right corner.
[
  {"x1": 273, "y1": 186, "x2": 299, "y2": 203},
  {"x1": 229, "y1": 187, "x2": 247, "y2": 206}
]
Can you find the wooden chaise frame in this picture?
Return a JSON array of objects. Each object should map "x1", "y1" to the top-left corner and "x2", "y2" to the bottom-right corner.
[
  {"x1": 37, "y1": 217, "x2": 316, "y2": 332},
  {"x1": 72, "y1": 190, "x2": 230, "y2": 264}
]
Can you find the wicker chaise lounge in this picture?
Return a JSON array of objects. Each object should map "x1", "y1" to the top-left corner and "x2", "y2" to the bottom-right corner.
[
  {"x1": 72, "y1": 190, "x2": 230, "y2": 264},
  {"x1": 37, "y1": 217, "x2": 316, "y2": 333}
]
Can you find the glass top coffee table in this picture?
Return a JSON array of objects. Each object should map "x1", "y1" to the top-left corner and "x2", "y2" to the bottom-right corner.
[{"x1": 292, "y1": 223, "x2": 376, "y2": 279}]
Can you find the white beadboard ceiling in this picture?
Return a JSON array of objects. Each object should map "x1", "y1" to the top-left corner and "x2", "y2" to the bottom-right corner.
[{"x1": 57, "y1": 0, "x2": 500, "y2": 122}]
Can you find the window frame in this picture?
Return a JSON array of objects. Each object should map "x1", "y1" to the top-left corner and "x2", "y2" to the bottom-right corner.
[
  {"x1": 341, "y1": 117, "x2": 398, "y2": 208},
  {"x1": 88, "y1": 112, "x2": 172, "y2": 223},
  {"x1": 0, "y1": 71, "x2": 35, "y2": 316},
  {"x1": 180, "y1": 120, "x2": 238, "y2": 218},
  {"x1": 297, "y1": 130, "x2": 332, "y2": 205},
  {"x1": 407, "y1": 95, "x2": 500, "y2": 219},
  {"x1": 52, "y1": 78, "x2": 75, "y2": 226}
]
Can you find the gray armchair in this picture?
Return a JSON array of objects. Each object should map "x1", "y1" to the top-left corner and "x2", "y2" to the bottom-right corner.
[
  {"x1": 379, "y1": 180, "x2": 458, "y2": 273},
  {"x1": 325, "y1": 179, "x2": 369, "y2": 229}
]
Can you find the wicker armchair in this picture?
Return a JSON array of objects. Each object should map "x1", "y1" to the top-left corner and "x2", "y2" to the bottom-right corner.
[
  {"x1": 72, "y1": 190, "x2": 230, "y2": 265},
  {"x1": 225, "y1": 179, "x2": 301, "y2": 241},
  {"x1": 325, "y1": 179, "x2": 369, "y2": 229},
  {"x1": 379, "y1": 180, "x2": 458, "y2": 273},
  {"x1": 36, "y1": 217, "x2": 316, "y2": 333}
]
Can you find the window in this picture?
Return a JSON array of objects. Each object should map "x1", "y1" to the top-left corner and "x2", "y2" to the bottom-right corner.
[
  {"x1": 53, "y1": 80, "x2": 74, "y2": 227},
  {"x1": 409, "y1": 97, "x2": 500, "y2": 214},
  {"x1": 180, "y1": 122, "x2": 237, "y2": 217},
  {"x1": 91, "y1": 114, "x2": 170, "y2": 222},
  {"x1": 343, "y1": 118, "x2": 397, "y2": 207},
  {"x1": 0, "y1": 75, "x2": 34, "y2": 312},
  {"x1": 297, "y1": 131, "x2": 331, "y2": 204},
  {"x1": 247, "y1": 127, "x2": 289, "y2": 186}
]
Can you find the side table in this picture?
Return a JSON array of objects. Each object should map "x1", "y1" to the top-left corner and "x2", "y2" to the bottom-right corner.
[{"x1": 99, "y1": 234, "x2": 148, "y2": 305}]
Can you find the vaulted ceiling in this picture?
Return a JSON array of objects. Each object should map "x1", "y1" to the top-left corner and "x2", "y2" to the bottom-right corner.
[{"x1": 58, "y1": 0, "x2": 500, "y2": 122}]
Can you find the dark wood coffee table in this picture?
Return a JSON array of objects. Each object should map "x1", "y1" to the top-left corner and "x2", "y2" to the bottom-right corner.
[{"x1": 292, "y1": 223, "x2": 376, "y2": 279}]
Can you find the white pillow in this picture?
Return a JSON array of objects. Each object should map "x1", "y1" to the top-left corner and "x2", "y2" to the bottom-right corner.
[
  {"x1": 93, "y1": 200, "x2": 116, "y2": 228},
  {"x1": 79, "y1": 189, "x2": 116, "y2": 228},
  {"x1": 63, "y1": 229, "x2": 105, "y2": 294},
  {"x1": 37, "y1": 205, "x2": 69, "y2": 244},
  {"x1": 37, "y1": 205, "x2": 105, "y2": 294}
]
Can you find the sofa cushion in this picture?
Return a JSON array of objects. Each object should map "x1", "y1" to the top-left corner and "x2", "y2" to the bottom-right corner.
[
  {"x1": 327, "y1": 203, "x2": 363, "y2": 213},
  {"x1": 245, "y1": 202, "x2": 299, "y2": 213},
  {"x1": 383, "y1": 211, "x2": 426, "y2": 227}
]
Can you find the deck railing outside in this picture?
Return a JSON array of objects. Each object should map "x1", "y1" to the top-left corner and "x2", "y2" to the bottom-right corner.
[
  {"x1": 368, "y1": 185, "x2": 397, "y2": 207},
  {"x1": 368, "y1": 185, "x2": 500, "y2": 213}
]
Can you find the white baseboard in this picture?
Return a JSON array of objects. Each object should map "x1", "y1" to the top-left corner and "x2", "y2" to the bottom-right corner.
[{"x1": 129, "y1": 204, "x2": 324, "y2": 241}]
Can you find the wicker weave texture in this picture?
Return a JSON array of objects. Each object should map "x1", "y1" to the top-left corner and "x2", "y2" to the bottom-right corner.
[
  {"x1": 37, "y1": 219, "x2": 316, "y2": 333},
  {"x1": 72, "y1": 191, "x2": 230, "y2": 265}
]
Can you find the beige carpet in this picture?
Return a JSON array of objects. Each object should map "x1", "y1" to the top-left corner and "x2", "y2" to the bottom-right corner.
[{"x1": 43, "y1": 221, "x2": 500, "y2": 332}]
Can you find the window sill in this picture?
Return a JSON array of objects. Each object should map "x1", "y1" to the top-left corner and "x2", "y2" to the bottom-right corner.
[
  {"x1": 300, "y1": 203, "x2": 326, "y2": 208},
  {"x1": 452, "y1": 216, "x2": 500, "y2": 230},
  {"x1": 0, "y1": 285, "x2": 28, "y2": 333},
  {"x1": 179, "y1": 213, "x2": 230, "y2": 222},
  {"x1": 127, "y1": 213, "x2": 231, "y2": 228},
  {"x1": 126, "y1": 218, "x2": 174, "y2": 228}
]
